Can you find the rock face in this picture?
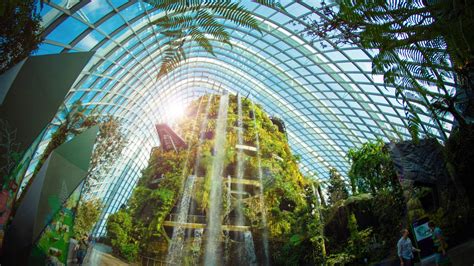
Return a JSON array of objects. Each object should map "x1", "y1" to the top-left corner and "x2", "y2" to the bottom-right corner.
[{"x1": 388, "y1": 139, "x2": 450, "y2": 186}]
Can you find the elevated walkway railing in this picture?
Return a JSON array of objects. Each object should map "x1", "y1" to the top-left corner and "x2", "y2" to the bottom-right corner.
[{"x1": 164, "y1": 214, "x2": 250, "y2": 232}]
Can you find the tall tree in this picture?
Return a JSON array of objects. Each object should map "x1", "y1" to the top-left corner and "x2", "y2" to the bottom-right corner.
[
  {"x1": 327, "y1": 167, "x2": 349, "y2": 205},
  {"x1": 0, "y1": 0, "x2": 42, "y2": 74},
  {"x1": 347, "y1": 139, "x2": 398, "y2": 194}
]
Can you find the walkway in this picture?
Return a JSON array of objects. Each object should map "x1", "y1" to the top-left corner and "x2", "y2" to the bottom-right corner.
[{"x1": 69, "y1": 243, "x2": 130, "y2": 266}]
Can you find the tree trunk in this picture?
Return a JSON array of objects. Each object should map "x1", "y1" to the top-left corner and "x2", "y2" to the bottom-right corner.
[
  {"x1": 317, "y1": 184, "x2": 326, "y2": 208},
  {"x1": 455, "y1": 62, "x2": 474, "y2": 126}
]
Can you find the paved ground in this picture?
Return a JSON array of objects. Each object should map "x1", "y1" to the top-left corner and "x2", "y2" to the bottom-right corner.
[
  {"x1": 419, "y1": 239, "x2": 474, "y2": 266},
  {"x1": 69, "y1": 243, "x2": 130, "y2": 266},
  {"x1": 365, "y1": 239, "x2": 474, "y2": 266},
  {"x1": 69, "y1": 240, "x2": 474, "y2": 265}
]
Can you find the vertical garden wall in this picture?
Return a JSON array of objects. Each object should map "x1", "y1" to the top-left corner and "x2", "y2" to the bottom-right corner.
[{"x1": 106, "y1": 94, "x2": 320, "y2": 265}]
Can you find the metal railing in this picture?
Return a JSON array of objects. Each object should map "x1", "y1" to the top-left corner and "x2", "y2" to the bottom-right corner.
[{"x1": 140, "y1": 255, "x2": 170, "y2": 266}]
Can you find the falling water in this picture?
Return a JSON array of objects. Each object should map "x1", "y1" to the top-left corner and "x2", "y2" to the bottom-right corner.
[
  {"x1": 166, "y1": 175, "x2": 196, "y2": 265},
  {"x1": 193, "y1": 95, "x2": 214, "y2": 175},
  {"x1": 235, "y1": 94, "x2": 246, "y2": 262},
  {"x1": 244, "y1": 231, "x2": 258, "y2": 266},
  {"x1": 204, "y1": 93, "x2": 229, "y2": 266},
  {"x1": 236, "y1": 94, "x2": 245, "y2": 227},
  {"x1": 252, "y1": 102, "x2": 270, "y2": 266},
  {"x1": 191, "y1": 228, "x2": 204, "y2": 265},
  {"x1": 224, "y1": 175, "x2": 232, "y2": 265}
]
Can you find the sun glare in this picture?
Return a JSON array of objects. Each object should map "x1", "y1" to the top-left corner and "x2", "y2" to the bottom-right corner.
[{"x1": 164, "y1": 101, "x2": 185, "y2": 123}]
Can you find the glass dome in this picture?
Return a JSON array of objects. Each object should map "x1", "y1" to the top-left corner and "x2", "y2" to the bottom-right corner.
[{"x1": 32, "y1": 0, "x2": 454, "y2": 234}]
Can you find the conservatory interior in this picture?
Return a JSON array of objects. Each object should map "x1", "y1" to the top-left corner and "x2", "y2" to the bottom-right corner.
[{"x1": 0, "y1": 0, "x2": 473, "y2": 265}]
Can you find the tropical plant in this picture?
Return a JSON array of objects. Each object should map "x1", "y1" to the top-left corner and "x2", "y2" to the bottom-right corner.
[
  {"x1": 302, "y1": 0, "x2": 474, "y2": 138},
  {"x1": 33, "y1": 101, "x2": 90, "y2": 176},
  {"x1": 0, "y1": 119, "x2": 21, "y2": 186},
  {"x1": 347, "y1": 139, "x2": 398, "y2": 194},
  {"x1": 327, "y1": 167, "x2": 349, "y2": 205},
  {"x1": 148, "y1": 0, "x2": 284, "y2": 78},
  {"x1": 82, "y1": 116, "x2": 127, "y2": 195},
  {"x1": 73, "y1": 198, "x2": 102, "y2": 239},
  {"x1": 0, "y1": 0, "x2": 42, "y2": 74},
  {"x1": 29, "y1": 101, "x2": 126, "y2": 196},
  {"x1": 106, "y1": 209, "x2": 139, "y2": 262}
]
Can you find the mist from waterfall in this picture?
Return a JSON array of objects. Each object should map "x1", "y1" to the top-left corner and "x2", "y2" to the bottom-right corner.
[
  {"x1": 236, "y1": 94, "x2": 245, "y2": 228},
  {"x1": 224, "y1": 174, "x2": 232, "y2": 265},
  {"x1": 204, "y1": 94, "x2": 229, "y2": 266},
  {"x1": 166, "y1": 175, "x2": 196, "y2": 265},
  {"x1": 252, "y1": 102, "x2": 270, "y2": 266},
  {"x1": 193, "y1": 95, "x2": 214, "y2": 175},
  {"x1": 244, "y1": 231, "x2": 258, "y2": 266}
]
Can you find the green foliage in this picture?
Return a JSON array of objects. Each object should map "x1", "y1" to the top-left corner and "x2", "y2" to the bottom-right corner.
[
  {"x1": 30, "y1": 101, "x2": 126, "y2": 197},
  {"x1": 0, "y1": 0, "x2": 42, "y2": 74},
  {"x1": 347, "y1": 213, "x2": 372, "y2": 261},
  {"x1": 149, "y1": 0, "x2": 284, "y2": 78},
  {"x1": 83, "y1": 116, "x2": 127, "y2": 195},
  {"x1": 73, "y1": 199, "x2": 102, "y2": 239},
  {"x1": 347, "y1": 139, "x2": 398, "y2": 194},
  {"x1": 303, "y1": 0, "x2": 474, "y2": 134},
  {"x1": 106, "y1": 94, "x2": 323, "y2": 264},
  {"x1": 327, "y1": 168, "x2": 349, "y2": 205},
  {"x1": 323, "y1": 139, "x2": 406, "y2": 263},
  {"x1": 106, "y1": 210, "x2": 139, "y2": 262},
  {"x1": 0, "y1": 118, "x2": 22, "y2": 186}
]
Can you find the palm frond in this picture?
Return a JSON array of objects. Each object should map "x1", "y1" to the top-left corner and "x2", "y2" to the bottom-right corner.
[
  {"x1": 150, "y1": 0, "x2": 278, "y2": 78},
  {"x1": 157, "y1": 39, "x2": 186, "y2": 79}
]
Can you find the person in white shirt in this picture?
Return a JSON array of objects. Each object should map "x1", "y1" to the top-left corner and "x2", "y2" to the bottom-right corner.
[{"x1": 397, "y1": 229, "x2": 420, "y2": 266}]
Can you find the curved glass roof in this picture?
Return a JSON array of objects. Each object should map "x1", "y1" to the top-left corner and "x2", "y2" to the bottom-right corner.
[{"x1": 32, "y1": 0, "x2": 454, "y2": 232}]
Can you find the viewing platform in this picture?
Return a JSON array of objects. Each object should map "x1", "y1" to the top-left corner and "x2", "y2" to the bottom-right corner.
[
  {"x1": 195, "y1": 176, "x2": 261, "y2": 187},
  {"x1": 164, "y1": 214, "x2": 250, "y2": 232},
  {"x1": 163, "y1": 221, "x2": 250, "y2": 232}
]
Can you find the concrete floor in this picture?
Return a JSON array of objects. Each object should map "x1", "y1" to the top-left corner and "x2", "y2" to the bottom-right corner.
[
  {"x1": 70, "y1": 240, "x2": 474, "y2": 266},
  {"x1": 69, "y1": 243, "x2": 130, "y2": 266},
  {"x1": 419, "y1": 239, "x2": 474, "y2": 266}
]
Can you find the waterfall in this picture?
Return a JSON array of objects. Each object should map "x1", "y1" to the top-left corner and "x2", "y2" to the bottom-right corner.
[
  {"x1": 244, "y1": 231, "x2": 258, "y2": 266},
  {"x1": 186, "y1": 95, "x2": 214, "y2": 240},
  {"x1": 166, "y1": 175, "x2": 196, "y2": 265},
  {"x1": 193, "y1": 95, "x2": 214, "y2": 175},
  {"x1": 236, "y1": 94, "x2": 245, "y2": 227},
  {"x1": 224, "y1": 175, "x2": 232, "y2": 265},
  {"x1": 204, "y1": 94, "x2": 229, "y2": 266},
  {"x1": 252, "y1": 102, "x2": 271, "y2": 266},
  {"x1": 191, "y1": 228, "x2": 204, "y2": 265},
  {"x1": 235, "y1": 94, "x2": 247, "y2": 262}
]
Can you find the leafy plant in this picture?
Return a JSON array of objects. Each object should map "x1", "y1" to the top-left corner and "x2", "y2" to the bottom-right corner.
[
  {"x1": 73, "y1": 199, "x2": 102, "y2": 239},
  {"x1": 347, "y1": 139, "x2": 398, "y2": 194},
  {"x1": 0, "y1": 119, "x2": 22, "y2": 186},
  {"x1": 82, "y1": 116, "x2": 127, "y2": 195},
  {"x1": 148, "y1": 0, "x2": 284, "y2": 78},
  {"x1": 327, "y1": 167, "x2": 349, "y2": 205},
  {"x1": 302, "y1": 0, "x2": 474, "y2": 137},
  {"x1": 106, "y1": 209, "x2": 139, "y2": 262},
  {"x1": 0, "y1": 0, "x2": 42, "y2": 74}
]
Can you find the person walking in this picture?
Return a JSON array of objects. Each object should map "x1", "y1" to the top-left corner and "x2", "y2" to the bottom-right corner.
[
  {"x1": 397, "y1": 229, "x2": 420, "y2": 266},
  {"x1": 428, "y1": 222, "x2": 449, "y2": 266},
  {"x1": 75, "y1": 234, "x2": 89, "y2": 265}
]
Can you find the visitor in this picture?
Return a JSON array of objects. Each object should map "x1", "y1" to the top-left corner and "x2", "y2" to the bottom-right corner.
[
  {"x1": 397, "y1": 229, "x2": 420, "y2": 266},
  {"x1": 428, "y1": 222, "x2": 449, "y2": 265},
  {"x1": 75, "y1": 234, "x2": 89, "y2": 265},
  {"x1": 45, "y1": 249, "x2": 64, "y2": 266}
]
